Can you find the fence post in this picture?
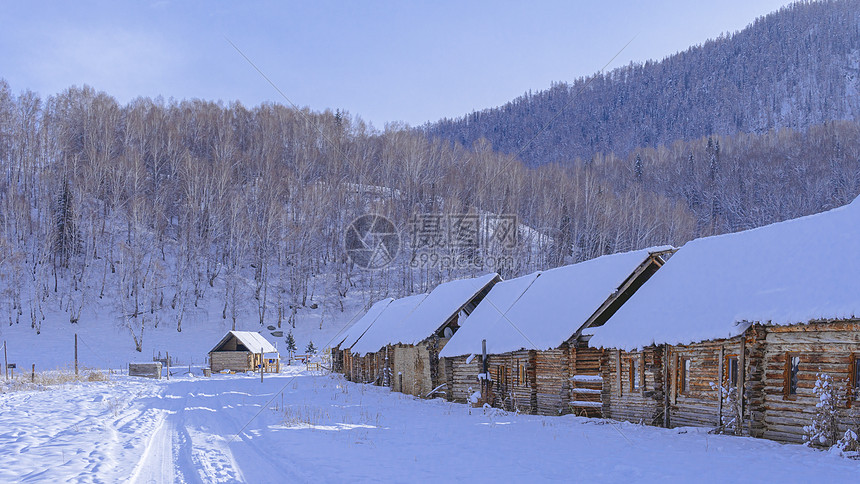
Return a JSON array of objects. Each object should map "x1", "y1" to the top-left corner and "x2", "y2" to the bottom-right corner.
[
  {"x1": 3, "y1": 341, "x2": 7, "y2": 381},
  {"x1": 74, "y1": 334, "x2": 78, "y2": 378},
  {"x1": 31, "y1": 364, "x2": 35, "y2": 383},
  {"x1": 260, "y1": 349, "x2": 264, "y2": 383},
  {"x1": 166, "y1": 351, "x2": 170, "y2": 381}
]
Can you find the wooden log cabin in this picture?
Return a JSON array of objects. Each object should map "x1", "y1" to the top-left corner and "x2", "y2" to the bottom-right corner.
[
  {"x1": 441, "y1": 247, "x2": 673, "y2": 416},
  {"x1": 209, "y1": 331, "x2": 279, "y2": 373},
  {"x1": 348, "y1": 293, "x2": 429, "y2": 386},
  {"x1": 590, "y1": 196, "x2": 860, "y2": 444},
  {"x1": 333, "y1": 298, "x2": 393, "y2": 382},
  {"x1": 350, "y1": 274, "x2": 500, "y2": 397}
]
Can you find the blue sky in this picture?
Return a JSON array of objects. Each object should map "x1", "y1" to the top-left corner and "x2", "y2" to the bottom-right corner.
[{"x1": 0, "y1": 1, "x2": 792, "y2": 128}]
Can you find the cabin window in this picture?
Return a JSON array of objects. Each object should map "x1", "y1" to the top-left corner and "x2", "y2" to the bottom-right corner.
[
  {"x1": 518, "y1": 362, "x2": 527, "y2": 387},
  {"x1": 497, "y1": 365, "x2": 507, "y2": 387},
  {"x1": 679, "y1": 357, "x2": 691, "y2": 395},
  {"x1": 725, "y1": 355, "x2": 738, "y2": 388},
  {"x1": 785, "y1": 353, "x2": 800, "y2": 398},
  {"x1": 628, "y1": 358, "x2": 640, "y2": 392},
  {"x1": 851, "y1": 354, "x2": 860, "y2": 401}
]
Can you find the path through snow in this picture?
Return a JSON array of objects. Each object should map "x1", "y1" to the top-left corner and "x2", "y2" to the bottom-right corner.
[{"x1": 1, "y1": 368, "x2": 858, "y2": 482}]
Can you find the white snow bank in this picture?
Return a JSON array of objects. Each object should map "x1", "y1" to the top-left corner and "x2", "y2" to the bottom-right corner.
[
  {"x1": 441, "y1": 248, "x2": 668, "y2": 357},
  {"x1": 590, "y1": 196, "x2": 860, "y2": 351}
]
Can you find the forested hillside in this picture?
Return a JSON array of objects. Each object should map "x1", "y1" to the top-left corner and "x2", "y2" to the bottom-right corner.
[
  {"x1": 2, "y1": 1, "x2": 860, "y2": 346},
  {"x1": 425, "y1": 0, "x2": 860, "y2": 165}
]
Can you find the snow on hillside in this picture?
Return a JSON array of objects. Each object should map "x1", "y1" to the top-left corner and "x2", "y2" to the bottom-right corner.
[
  {"x1": 0, "y1": 271, "x2": 371, "y2": 372},
  {"x1": 1, "y1": 369, "x2": 858, "y2": 482}
]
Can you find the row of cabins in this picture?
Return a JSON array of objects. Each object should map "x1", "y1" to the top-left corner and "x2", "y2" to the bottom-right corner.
[{"x1": 335, "y1": 196, "x2": 860, "y2": 445}]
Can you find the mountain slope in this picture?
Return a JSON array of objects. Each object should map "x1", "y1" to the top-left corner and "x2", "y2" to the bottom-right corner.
[{"x1": 425, "y1": 0, "x2": 860, "y2": 165}]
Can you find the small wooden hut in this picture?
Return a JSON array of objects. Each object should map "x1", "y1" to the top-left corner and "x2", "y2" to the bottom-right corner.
[
  {"x1": 351, "y1": 273, "x2": 500, "y2": 397},
  {"x1": 441, "y1": 247, "x2": 672, "y2": 416},
  {"x1": 333, "y1": 298, "x2": 393, "y2": 382},
  {"x1": 590, "y1": 196, "x2": 860, "y2": 443},
  {"x1": 209, "y1": 331, "x2": 279, "y2": 373}
]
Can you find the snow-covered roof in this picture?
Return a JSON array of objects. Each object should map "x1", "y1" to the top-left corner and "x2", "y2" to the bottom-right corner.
[
  {"x1": 439, "y1": 272, "x2": 540, "y2": 358},
  {"x1": 589, "y1": 197, "x2": 860, "y2": 351},
  {"x1": 351, "y1": 294, "x2": 428, "y2": 355},
  {"x1": 210, "y1": 331, "x2": 277, "y2": 354},
  {"x1": 351, "y1": 273, "x2": 499, "y2": 355},
  {"x1": 338, "y1": 298, "x2": 393, "y2": 349},
  {"x1": 439, "y1": 248, "x2": 669, "y2": 358}
]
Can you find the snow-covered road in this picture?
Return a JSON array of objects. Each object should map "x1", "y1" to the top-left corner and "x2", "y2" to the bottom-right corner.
[{"x1": 1, "y1": 368, "x2": 858, "y2": 482}]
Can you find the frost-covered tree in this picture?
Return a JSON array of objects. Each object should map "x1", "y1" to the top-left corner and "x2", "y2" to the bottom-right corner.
[
  {"x1": 285, "y1": 331, "x2": 297, "y2": 355},
  {"x1": 803, "y1": 373, "x2": 848, "y2": 448},
  {"x1": 305, "y1": 340, "x2": 317, "y2": 355}
]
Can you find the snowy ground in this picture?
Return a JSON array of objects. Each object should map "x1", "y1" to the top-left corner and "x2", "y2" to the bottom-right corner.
[{"x1": 1, "y1": 368, "x2": 858, "y2": 482}]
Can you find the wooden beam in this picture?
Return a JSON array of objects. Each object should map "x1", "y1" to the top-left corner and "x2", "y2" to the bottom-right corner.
[
  {"x1": 718, "y1": 345, "x2": 724, "y2": 425},
  {"x1": 738, "y1": 334, "x2": 746, "y2": 434}
]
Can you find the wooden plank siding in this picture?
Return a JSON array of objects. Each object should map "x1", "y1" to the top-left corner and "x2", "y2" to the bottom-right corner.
[
  {"x1": 535, "y1": 347, "x2": 571, "y2": 415},
  {"x1": 486, "y1": 350, "x2": 536, "y2": 413},
  {"x1": 749, "y1": 320, "x2": 860, "y2": 443},
  {"x1": 602, "y1": 346, "x2": 665, "y2": 426},
  {"x1": 569, "y1": 346, "x2": 604, "y2": 417},
  {"x1": 666, "y1": 337, "x2": 744, "y2": 429},
  {"x1": 447, "y1": 355, "x2": 482, "y2": 403},
  {"x1": 210, "y1": 351, "x2": 252, "y2": 373}
]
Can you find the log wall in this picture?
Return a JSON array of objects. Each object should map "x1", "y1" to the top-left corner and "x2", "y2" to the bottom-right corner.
[
  {"x1": 446, "y1": 355, "x2": 482, "y2": 403},
  {"x1": 602, "y1": 346, "x2": 664, "y2": 426},
  {"x1": 568, "y1": 346, "x2": 604, "y2": 417},
  {"x1": 392, "y1": 344, "x2": 433, "y2": 397},
  {"x1": 666, "y1": 338, "x2": 744, "y2": 429},
  {"x1": 535, "y1": 347, "x2": 571, "y2": 416},
  {"x1": 210, "y1": 351, "x2": 252, "y2": 373},
  {"x1": 487, "y1": 350, "x2": 536, "y2": 413},
  {"x1": 751, "y1": 320, "x2": 860, "y2": 443}
]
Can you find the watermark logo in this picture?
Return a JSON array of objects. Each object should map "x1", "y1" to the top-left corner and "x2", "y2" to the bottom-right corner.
[
  {"x1": 409, "y1": 213, "x2": 518, "y2": 270},
  {"x1": 345, "y1": 214, "x2": 400, "y2": 270}
]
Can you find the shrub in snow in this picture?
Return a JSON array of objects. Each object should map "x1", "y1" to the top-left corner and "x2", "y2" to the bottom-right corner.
[
  {"x1": 468, "y1": 386, "x2": 481, "y2": 405},
  {"x1": 710, "y1": 381, "x2": 743, "y2": 435},
  {"x1": 802, "y1": 373, "x2": 847, "y2": 448},
  {"x1": 834, "y1": 429, "x2": 859, "y2": 458}
]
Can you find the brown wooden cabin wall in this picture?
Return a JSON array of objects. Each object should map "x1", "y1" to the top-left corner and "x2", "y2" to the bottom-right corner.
[
  {"x1": 351, "y1": 354, "x2": 370, "y2": 383},
  {"x1": 752, "y1": 320, "x2": 860, "y2": 443},
  {"x1": 392, "y1": 344, "x2": 433, "y2": 397},
  {"x1": 569, "y1": 346, "x2": 605, "y2": 417},
  {"x1": 486, "y1": 350, "x2": 536, "y2": 413},
  {"x1": 440, "y1": 355, "x2": 455, "y2": 401},
  {"x1": 210, "y1": 351, "x2": 252, "y2": 373},
  {"x1": 446, "y1": 355, "x2": 482, "y2": 403},
  {"x1": 602, "y1": 346, "x2": 665, "y2": 426},
  {"x1": 343, "y1": 350, "x2": 358, "y2": 381},
  {"x1": 666, "y1": 338, "x2": 744, "y2": 429},
  {"x1": 332, "y1": 346, "x2": 344, "y2": 373},
  {"x1": 535, "y1": 347, "x2": 571, "y2": 416}
]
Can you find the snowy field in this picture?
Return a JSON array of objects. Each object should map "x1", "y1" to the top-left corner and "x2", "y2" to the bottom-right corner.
[{"x1": 1, "y1": 368, "x2": 858, "y2": 483}]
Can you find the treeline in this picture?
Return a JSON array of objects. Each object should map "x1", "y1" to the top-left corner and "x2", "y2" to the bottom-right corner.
[
  {"x1": 424, "y1": 0, "x2": 860, "y2": 165},
  {"x1": 0, "y1": 81, "x2": 858, "y2": 347}
]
